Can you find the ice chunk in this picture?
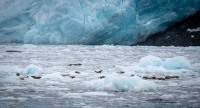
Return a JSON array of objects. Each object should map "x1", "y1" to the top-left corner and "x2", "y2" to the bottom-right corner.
[
  {"x1": 42, "y1": 72, "x2": 65, "y2": 81},
  {"x1": 187, "y1": 27, "x2": 200, "y2": 32},
  {"x1": 21, "y1": 64, "x2": 43, "y2": 76},
  {"x1": 163, "y1": 56, "x2": 191, "y2": 70},
  {"x1": 85, "y1": 75, "x2": 156, "y2": 92},
  {"x1": 65, "y1": 92, "x2": 115, "y2": 97},
  {"x1": 139, "y1": 55, "x2": 192, "y2": 70},
  {"x1": 114, "y1": 65, "x2": 125, "y2": 73},
  {"x1": 139, "y1": 55, "x2": 163, "y2": 67},
  {"x1": 161, "y1": 94, "x2": 175, "y2": 99},
  {"x1": 2, "y1": 75, "x2": 21, "y2": 84}
]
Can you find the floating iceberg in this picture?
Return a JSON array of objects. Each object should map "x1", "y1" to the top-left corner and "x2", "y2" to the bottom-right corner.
[
  {"x1": 41, "y1": 72, "x2": 71, "y2": 83},
  {"x1": 0, "y1": 0, "x2": 200, "y2": 45},
  {"x1": 85, "y1": 75, "x2": 156, "y2": 92},
  {"x1": 20, "y1": 64, "x2": 43, "y2": 76},
  {"x1": 163, "y1": 56, "x2": 192, "y2": 70},
  {"x1": 139, "y1": 55, "x2": 191, "y2": 70},
  {"x1": 139, "y1": 55, "x2": 163, "y2": 67}
]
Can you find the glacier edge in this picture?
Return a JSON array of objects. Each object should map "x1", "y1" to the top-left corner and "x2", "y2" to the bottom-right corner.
[{"x1": 0, "y1": 0, "x2": 200, "y2": 45}]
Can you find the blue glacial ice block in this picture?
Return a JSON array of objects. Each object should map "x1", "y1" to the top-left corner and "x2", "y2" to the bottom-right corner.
[
  {"x1": 0, "y1": 0, "x2": 200, "y2": 45},
  {"x1": 85, "y1": 75, "x2": 157, "y2": 92},
  {"x1": 21, "y1": 64, "x2": 43, "y2": 76},
  {"x1": 139, "y1": 55, "x2": 163, "y2": 67},
  {"x1": 163, "y1": 56, "x2": 191, "y2": 70}
]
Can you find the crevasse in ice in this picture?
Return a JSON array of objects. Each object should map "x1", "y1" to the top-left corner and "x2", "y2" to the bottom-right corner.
[{"x1": 0, "y1": 0, "x2": 200, "y2": 45}]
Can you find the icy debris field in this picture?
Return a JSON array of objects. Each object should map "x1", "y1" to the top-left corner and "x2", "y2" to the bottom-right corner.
[{"x1": 0, "y1": 45, "x2": 200, "y2": 107}]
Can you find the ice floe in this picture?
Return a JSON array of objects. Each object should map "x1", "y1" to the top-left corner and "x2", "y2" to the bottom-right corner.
[
  {"x1": 20, "y1": 64, "x2": 43, "y2": 76},
  {"x1": 139, "y1": 55, "x2": 191, "y2": 70},
  {"x1": 85, "y1": 75, "x2": 156, "y2": 92},
  {"x1": 139, "y1": 55, "x2": 163, "y2": 67},
  {"x1": 162, "y1": 56, "x2": 191, "y2": 70}
]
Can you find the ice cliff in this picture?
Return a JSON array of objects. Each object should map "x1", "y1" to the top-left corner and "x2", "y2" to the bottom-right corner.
[{"x1": 0, "y1": 0, "x2": 200, "y2": 45}]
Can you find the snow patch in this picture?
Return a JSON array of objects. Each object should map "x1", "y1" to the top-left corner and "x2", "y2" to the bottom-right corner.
[{"x1": 187, "y1": 27, "x2": 200, "y2": 32}]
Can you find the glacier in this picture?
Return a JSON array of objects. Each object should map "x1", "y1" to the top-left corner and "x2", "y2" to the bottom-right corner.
[{"x1": 0, "y1": 0, "x2": 200, "y2": 45}]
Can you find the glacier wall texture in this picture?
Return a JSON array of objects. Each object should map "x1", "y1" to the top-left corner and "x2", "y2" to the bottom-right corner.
[{"x1": 0, "y1": 0, "x2": 200, "y2": 45}]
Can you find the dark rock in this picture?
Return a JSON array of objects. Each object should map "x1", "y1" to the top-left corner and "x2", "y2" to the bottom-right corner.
[
  {"x1": 19, "y1": 76, "x2": 25, "y2": 80},
  {"x1": 134, "y1": 10, "x2": 200, "y2": 46},
  {"x1": 75, "y1": 71, "x2": 81, "y2": 74},
  {"x1": 143, "y1": 76, "x2": 156, "y2": 80},
  {"x1": 156, "y1": 77, "x2": 166, "y2": 80},
  {"x1": 19, "y1": 77, "x2": 25, "y2": 80},
  {"x1": 98, "y1": 76, "x2": 105, "y2": 79},
  {"x1": 147, "y1": 98, "x2": 163, "y2": 102},
  {"x1": 16, "y1": 73, "x2": 20, "y2": 76},
  {"x1": 130, "y1": 74, "x2": 134, "y2": 77},
  {"x1": 117, "y1": 71, "x2": 125, "y2": 74},
  {"x1": 31, "y1": 76, "x2": 41, "y2": 79},
  {"x1": 165, "y1": 76, "x2": 179, "y2": 79},
  {"x1": 95, "y1": 70, "x2": 103, "y2": 73},
  {"x1": 6, "y1": 50, "x2": 22, "y2": 53},
  {"x1": 61, "y1": 73, "x2": 71, "y2": 77},
  {"x1": 68, "y1": 63, "x2": 82, "y2": 66},
  {"x1": 70, "y1": 76, "x2": 75, "y2": 79}
]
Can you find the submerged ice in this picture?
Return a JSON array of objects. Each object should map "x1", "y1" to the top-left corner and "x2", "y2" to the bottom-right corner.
[{"x1": 0, "y1": 0, "x2": 200, "y2": 45}]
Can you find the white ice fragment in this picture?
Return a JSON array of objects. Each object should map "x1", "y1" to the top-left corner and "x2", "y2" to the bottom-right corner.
[
  {"x1": 81, "y1": 92, "x2": 115, "y2": 96},
  {"x1": 114, "y1": 65, "x2": 125, "y2": 73},
  {"x1": 42, "y1": 72, "x2": 67, "y2": 82},
  {"x1": 168, "y1": 82, "x2": 179, "y2": 86},
  {"x1": 65, "y1": 92, "x2": 115, "y2": 98},
  {"x1": 0, "y1": 97, "x2": 27, "y2": 101},
  {"x1": 187, "y1": 27, "x2": 200, "y2": 32},
  {"x1": 138, "y1": 55, "x2": 192, "y2": 70},
  {"x1": 21, "y1": 64, "x2": 43, "y2": 76},
  {"x1": 85, "y1": 75, "x2": 156, "y2": 92},
  {"x1": 139, "y1": 55, "x2": 163, "y2": 67},
  {"x1": 163, "y1": 56, "x2": 191, "y2": 70},
  {"x1": 161, "y1": 94, "x2": 175, "y2": 99},
  {"x1": 2, "y1": 75, "x2": 21, "y2": 84}
]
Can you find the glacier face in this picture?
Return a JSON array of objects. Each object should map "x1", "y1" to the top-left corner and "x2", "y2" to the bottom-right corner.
[{"x1": 0, "y1": 0, "x2": 200, "y2": 45}]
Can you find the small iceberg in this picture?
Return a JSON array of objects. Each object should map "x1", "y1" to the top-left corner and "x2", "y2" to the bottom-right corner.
[
  {"x1": 162, "y1": 56, "x2": 191, "y2": 70},
  {"x1": 139, "y1": 55, "x2": 163, "y2": 67},
  {"x1": 85, "y1": 75, "x2": 157, "y2": 92},
  {"x1": 20, "y1": 64, "x2": 44, "y2": 76},
  {"x1": 139, "y1": 56, "x2": 191, "y2": 70}
]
